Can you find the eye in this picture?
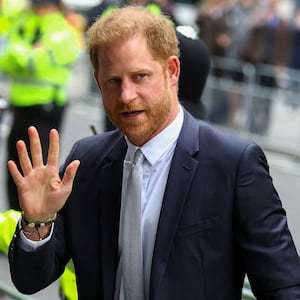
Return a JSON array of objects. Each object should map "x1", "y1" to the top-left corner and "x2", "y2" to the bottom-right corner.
[
  {"x1": 107, "y1": 77, "x2": 121, "y2": 86},
  {"x1": 136, "y1": 73, "x2": 147, "y2": 79},
  {"x1": 138, "y1": 73, "x2": 147, "y2": 78},
  {"x1": 137, "y1": 73, "x2": 147, "y2": 78}
]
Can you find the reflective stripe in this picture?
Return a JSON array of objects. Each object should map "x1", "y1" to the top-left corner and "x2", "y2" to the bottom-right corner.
[
  {"x1": 28, "y1": 53, "x2": 36, "y2": 73},
  {"x1": 48, "y1": 48, "x2": 56, "y2": 65},
  {"x1": 13, "y1": 77, "x2": 64, "y2": 87}
]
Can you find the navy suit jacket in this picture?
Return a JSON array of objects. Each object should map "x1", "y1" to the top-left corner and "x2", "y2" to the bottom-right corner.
[{"x1": 9, "y1": 109, "x2": 300, "y2": 299}]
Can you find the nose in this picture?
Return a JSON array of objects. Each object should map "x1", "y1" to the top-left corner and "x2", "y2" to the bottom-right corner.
[{"x1": 119, "y1": 78, "x2": 137, "y2": 104}]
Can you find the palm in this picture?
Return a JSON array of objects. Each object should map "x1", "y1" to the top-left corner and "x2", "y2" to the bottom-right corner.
[
  {"x1": 18, "y1": 164, "x2": 65, "y2": 217},
  {"x1": 8, "y1": 126, "x2": 80, "y2": 220}
]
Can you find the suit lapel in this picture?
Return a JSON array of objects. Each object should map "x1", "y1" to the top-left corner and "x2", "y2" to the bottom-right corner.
[
  {"x1": 150, "y1": 111, "x2": 201, "y2": 299},
  {"x1": 98, "y1": 137, "x2": 127, "y2": 300}
]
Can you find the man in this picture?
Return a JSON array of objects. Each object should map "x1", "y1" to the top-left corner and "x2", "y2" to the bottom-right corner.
[
  {"x1": 0, "y1": 0, "x2": 81, "y2": 210},
  {"x1": 7, "y1": 6, "x2": 300, "y2": 300}
]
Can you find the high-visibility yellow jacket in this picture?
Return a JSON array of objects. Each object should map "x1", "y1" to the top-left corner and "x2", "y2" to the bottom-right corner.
[
  {"x1": 0, "y1": 209, "x2": 78, "y2": 300},
  {"x1": 0, "y1": 8, "x2": 81, "y2": 107},
  {"x1": 0, "y1": 210, "x2": 20, "y2": 255}
]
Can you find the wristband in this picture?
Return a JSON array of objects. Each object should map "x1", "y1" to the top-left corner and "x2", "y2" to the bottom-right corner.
[{"x1": 21, "y1": 211, "x2": 57, "y2": 228}]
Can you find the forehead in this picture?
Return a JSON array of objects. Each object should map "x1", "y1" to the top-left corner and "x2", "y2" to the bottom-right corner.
[{"x1": 97, "y1": 34, "x2": 156, "y2": 69}]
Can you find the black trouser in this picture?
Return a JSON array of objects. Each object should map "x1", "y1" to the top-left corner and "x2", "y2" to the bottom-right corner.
[{"x1": 7, "y1": 103, "x2": 65, "y2": 210}]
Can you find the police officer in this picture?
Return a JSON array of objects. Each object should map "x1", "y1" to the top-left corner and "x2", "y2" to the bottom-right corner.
[{"x1": 0, "y1": 0, "x2": 81, "y2": 210}]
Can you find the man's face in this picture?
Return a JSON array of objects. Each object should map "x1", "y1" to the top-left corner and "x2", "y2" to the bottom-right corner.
[{"x1": 94, "y1": 34, "x2": 180, "y2": 146}]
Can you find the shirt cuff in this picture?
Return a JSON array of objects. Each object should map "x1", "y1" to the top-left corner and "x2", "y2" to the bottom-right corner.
[{"x1": 18, "y1": 217, "x2": 54, "y2": 252}]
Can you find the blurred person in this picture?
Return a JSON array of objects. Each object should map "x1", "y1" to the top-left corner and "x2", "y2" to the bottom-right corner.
[
  {"x1": 221, "y1": 0, "x2": 264, "y2": 128},
  {"x1": 240, "y1": 0, "x2": 292, "y2": 134},
  {"x1": 196, "y1": 0, "x2": 235, "y2": 125},
  {"x1": 7, "y1": 6, "x2": 300, "y2": 300},
  {"x1": 196, "y1": 0, "x2": 235, "y2": 57},
  {"x1": 0, "y1": 0, "x2": 81, "y2": 210},
  {"x1": 241, "y1": 0, "x2": 292, "y2": 75},
  {"x1": 224, "y1": 0, "x2": 262, "y2": 60},
  {"x1": 0, "y1": 0, "x2": 26, "y2": 147},
  {"x1": 196, "y1": 0, "x2": 264, "y2": 127}
]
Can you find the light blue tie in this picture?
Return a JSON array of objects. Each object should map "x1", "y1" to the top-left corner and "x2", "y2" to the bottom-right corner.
[{"x1": 118, "y1": 149, "x2": 145, "y2": 300}]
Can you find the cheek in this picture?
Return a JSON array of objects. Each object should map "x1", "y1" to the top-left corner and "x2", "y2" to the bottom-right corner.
[
  {"x1": 102, "y1": 96, "x2": 114, "y2": 112},
  {"x1": 101, "y1": 87, "x2": 117, "y2": 106},
  {"x1": 147, "y1": 78, "x2": 167, "y2": 98}
]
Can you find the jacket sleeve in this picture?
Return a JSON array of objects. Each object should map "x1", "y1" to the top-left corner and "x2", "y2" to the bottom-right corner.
[
  {"x1": 8, "y1": 214, "x2": 69, "y2": 295},
  {"x1": 235, "y1": 142, "x2": 300, "y2": 299}
]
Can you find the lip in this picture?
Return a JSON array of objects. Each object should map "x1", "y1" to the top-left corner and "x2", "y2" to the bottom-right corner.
[{"x1": 121, "y1": 110, "x2": 144, "y2": 120}]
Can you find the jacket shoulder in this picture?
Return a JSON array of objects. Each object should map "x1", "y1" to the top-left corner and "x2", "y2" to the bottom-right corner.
[
  {"x1": 199, "y1": 121, "x2": 254, "y2": 150},
  {"x1": 64, "y1": 130, "x2": 125, "y2": 163}
]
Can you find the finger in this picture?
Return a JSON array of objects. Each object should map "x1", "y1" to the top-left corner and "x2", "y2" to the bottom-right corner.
[
  {"x1": 28, "y1": 126, "x2": 44, "y2": 167},
  {"x1": 16, "y1": 140, "x2": 33, "y2": 176},
  {"x1": 61, "y1": 160, "x2": 80, "y2": 193},
  {"x1": 47, "y1": 129, "x2": 60, "y2": 168},
  {"x1": 7, "y1": 160, "x2": 24, "y2": 187}
]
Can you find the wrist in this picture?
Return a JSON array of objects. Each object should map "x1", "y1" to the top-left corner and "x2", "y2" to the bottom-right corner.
[
  {"x1": 21, "y1": 224, "x2": 52, "y2": 241},
  {"x1": 20, "y1": 212, "x2": 57, "y2": 241},
  {"x1": 21, "y1": 211, "x2": 57, "y2": 228}
]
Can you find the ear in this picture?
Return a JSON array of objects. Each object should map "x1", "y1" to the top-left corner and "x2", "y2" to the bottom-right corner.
[
  {"x1": 93, "y1": 71, "x2": 102, "y2": 92},
  {"x1": 167, "y1": 55, "x2": 180, "y2": 87}
]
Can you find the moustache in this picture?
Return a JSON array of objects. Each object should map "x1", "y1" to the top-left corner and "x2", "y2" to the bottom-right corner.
[{"x1": 116, "y1": 103, "x2": 146, "y2": 114}]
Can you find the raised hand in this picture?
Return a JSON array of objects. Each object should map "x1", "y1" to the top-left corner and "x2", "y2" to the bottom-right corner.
[{"x1": 7, "y1": 126, "x2": 80, "y2": 221}]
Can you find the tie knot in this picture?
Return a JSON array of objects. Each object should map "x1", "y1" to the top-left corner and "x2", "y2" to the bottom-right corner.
[{"x1": 133, "y1": 149, "x2": 144, "y2": 164}]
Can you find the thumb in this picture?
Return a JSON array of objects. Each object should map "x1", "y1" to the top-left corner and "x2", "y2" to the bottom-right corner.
[{"x1": 61, "y1": 160, "x2": 80, "y2": 193}]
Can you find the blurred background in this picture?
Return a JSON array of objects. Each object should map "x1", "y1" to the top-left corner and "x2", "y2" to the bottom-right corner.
[{"x1": 1, "y1": 0, "x2": 300, "y2": 299}]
